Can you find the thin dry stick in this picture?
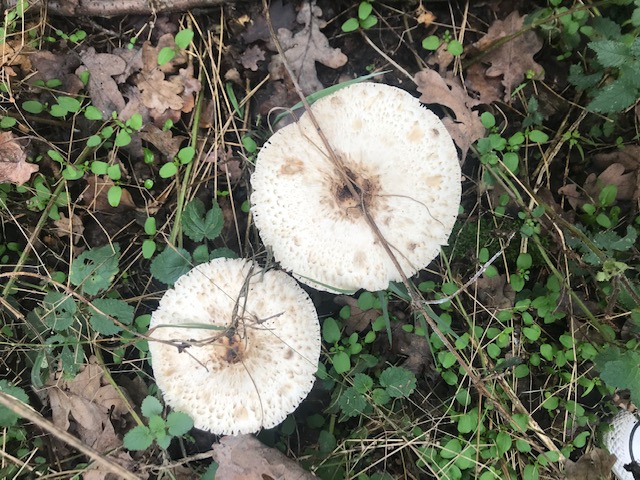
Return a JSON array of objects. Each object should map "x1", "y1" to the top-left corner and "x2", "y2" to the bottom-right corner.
[
  {"x1": 0, "y1": 392, "x2": 141, "y2": 480},
  {"x1": 262, "y1": 0, "x2": 563, "y2": 463}
]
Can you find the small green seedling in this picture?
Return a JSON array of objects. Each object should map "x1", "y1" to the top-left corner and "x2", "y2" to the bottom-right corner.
[
  {"x1": 422, "y1": 30, "x2": 463, "y2": 56},
  {"x1": 158, "y1": 29, "x2": 194, "y2": 66},
  {"x1": 342, "y1": 1, "x2": 377, "y2": 32},
  {"x1": 124, "y1": 396, "x2": 193, "y2": 450}
]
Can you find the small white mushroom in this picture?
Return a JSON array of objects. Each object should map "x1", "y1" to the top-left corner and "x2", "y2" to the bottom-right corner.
[
  {"x1": 251, "y1": 82, "x2": 461, "y2": 293},
  {"x1": 148, "y1": 258, "x2": 321, "y2": 435}
]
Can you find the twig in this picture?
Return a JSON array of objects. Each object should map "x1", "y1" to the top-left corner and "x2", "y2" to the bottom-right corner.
[{"x1": 0, "y1": 392, "x2": 141, "y2": 480}]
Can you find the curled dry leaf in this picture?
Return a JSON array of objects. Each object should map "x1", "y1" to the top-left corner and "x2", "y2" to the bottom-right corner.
[
  {"x1": 211, "y1": 434, "x2": 315, "y2": 480},
  {"x1": 138, "y1": 69, "x2": 184, "y2": 113},
  {"x1": 0, "y1": 131, "x2": 38, "y2": 185},
  {"x1": 415, "y1": 69, "x2": 485, "y2": 162},
  {"x1": 469, "y1": 11, "x2": 545, "y2": 100},
  {"x1": 139, "y1": 124, "x2": 186, "y2": 160},
  {"x1": 269, "y1": 2, "x2": 348, "y2": 95}
]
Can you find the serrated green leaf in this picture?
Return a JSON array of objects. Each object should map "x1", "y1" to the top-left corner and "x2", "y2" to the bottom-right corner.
[
  {"x1": 69, "y1": 243, "x2": 120, "y2": 296},
  {"x1": 141, "y1": 396, "x2": 163, "y2": 417},
  {"x1": 379, "y1": 366, "x2": 416, "y2": 398},
  {"x1": 150, "y1": 246, "x2": 191, "y2": 285},
  {"x1": 0, "y1": 380, "x2": 29, "y2": 427},
  {"x1": 90, "y1": 298, "x2": 134, "y2": 335},
  {"x1": 588, "y1": 78, "x2": 638, "y2": 113},
  {"x1": 166, "y1": 411, "x2": 193, "y2": 436},
  {"x1": 589, "y1": 39, "x2": 630, "y2": 67},
  {"x1": 42, "y1": 291, "x2": 77, "y2": 331},
  {"x1": 338, "y1": 386, "x2": 366, "y2": 417},
  {"x1": 182, "y1": 198, "x2": 224, "y2": 242},
  {"x1": 353, "y1": 373, "x2": 373, "y2": 394},
  {"x1": 596, "y1": 349, "x2": 640, "y2": 405},
  {"x1": 123, "y1": 425, "x2": 154, "y2": 451},
  {"x1": 372, "y1": 388, "x2": 390, "y2": 405}
]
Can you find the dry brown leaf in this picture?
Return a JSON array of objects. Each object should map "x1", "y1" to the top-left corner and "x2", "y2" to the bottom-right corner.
[
  {"x1": 212, "y1": 435, "x2": 316, "y2": 480},
  {"x1": 415, "y1": 69, "x2": 485, "y2": 161},
  {"x1": 79, "y1": 48, "x2": 127, "y2": 118},
  {"x1": 139, "y1": 124, "x2": 186, "y2": 160},
  {"x1": 1, "y1": 40, "x2": 34, "y2": 74},
  {"x1": 564, "y1": 447, "x2": 617, "y2": 480},
  {"x1": 465, "y1": 62, "x2": 502, "y2": 105},
  {"x1": 594, "y1": 145, "x2": 640, "y2": 173},
  {"x1": 391, "y1": 324, "x2": 432, "y2": 376},
  {"x1": 471, "y1": 11, "x2": 545, "y2": 100},
  {"x1": 334, "y1": 296, "x2": 381, "y2": 334},
  {"x1": 240, "y1": 44, "x2": 266, "y2": 71},
  {"x1": 558, "y1": 163, "x2": 638, "y2": 210},
  {"x1": 82, "y1": 175, "x2": 136, "y2": 212},
  {"x1": 269, "y1": 2, "x2": 347, "y2": 95},
  {"x1": 53, "y1": 212, "x2": 84, "y2": 244},
  {"x1": 476, "y1": 273, "x2": 515, "y2": 311},
  {"x1": 241, "y1": 0, "x2": 296, "y2": 44},
  {"x1": 30, "y1": 50, "x2": 84, "y2": 95},
  {"x1": 0, "y1": 131, "x2": 38, "y2": 185},
  {"x1": 138, "y1": 69, "x2": 184, "y2": 113}
]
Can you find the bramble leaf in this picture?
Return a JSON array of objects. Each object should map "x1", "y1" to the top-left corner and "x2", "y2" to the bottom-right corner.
[{"x1": 182, "y1": 198, "x2": 224, "y2": 242}]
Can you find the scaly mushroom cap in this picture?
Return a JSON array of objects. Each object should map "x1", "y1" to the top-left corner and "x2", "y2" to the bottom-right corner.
[
  {"x1": 148, "y1": 258, "x2": 320, "y2": 435},
  {"x1": 251, "y1": 82, "x2": 461, "y2": 293}
]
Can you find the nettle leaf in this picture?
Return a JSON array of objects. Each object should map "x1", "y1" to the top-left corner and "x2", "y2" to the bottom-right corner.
[
  {"x1": 338, "y1": 386, "x2": 367, "y2": 417},
  {"x1": 379, "y1": 366, "x2": 416, "y2": 398},
  {"x1": 42, "y1": 291, "x2": 77, "y2": 331},
  {"x1": 123, "y1": 425, "x2": 154, "y2": 451},
  {"x1": 141, "y1": 396, "x2": 163, "y2": 418},
  {"x1": 90, "y1": 298, "x2": 134, "y2": 335},
  {"x1": 69, "y1": 243, "x2": 120, "y2": 296},
  {"x1": 150, "y1": 246, "x2": 192, "y2": 285},
  {"x1": 166, "y1": 411, "x2": 194, "y2": 436},
  {"x1": 182, "y1": 198, "x2": 224, "y2": 242}
]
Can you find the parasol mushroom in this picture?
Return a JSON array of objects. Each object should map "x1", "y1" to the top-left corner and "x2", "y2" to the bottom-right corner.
[
  {"x1": 251, "y1": 82, "x2": 461, "y2": 293},
  {"x1": 148, "y1": 258, "x2": 321, "y2": 435}
]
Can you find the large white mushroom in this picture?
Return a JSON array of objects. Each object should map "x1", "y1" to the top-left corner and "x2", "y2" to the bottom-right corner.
[
  {"x1": 251, "y1": 82, "x2": 461, "y2": 293},
  {"x1": 148, "y1": 258, "x2": 321, "y2": 435}
]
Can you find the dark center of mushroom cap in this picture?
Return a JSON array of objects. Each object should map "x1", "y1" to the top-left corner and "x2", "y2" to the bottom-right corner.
[
  {"x1": 219, "y1": 331, "x2": 246, "y2": 364},
  {"x1": 331, "y1": 166, "x2": 380, "y2": 220}
]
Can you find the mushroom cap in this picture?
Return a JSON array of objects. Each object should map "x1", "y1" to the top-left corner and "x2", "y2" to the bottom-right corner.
[
  {"x1": 251, "y1": 82, "x2": 461, "y2": 293},
  {"x1": 148, "y1": 258, "x2": 321, "y2": 435}
]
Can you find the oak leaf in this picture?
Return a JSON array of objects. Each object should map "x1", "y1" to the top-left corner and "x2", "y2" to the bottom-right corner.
[
  {"x1": 78, "y1": 48, "x2": 126, "y2": 118},
  {"x1": 415, "y1": 69, "x2": 485, "y2": 162},
  {"x1": 268, "y1": 2, "x2": 347, "y2": 95},
  {"x1": 470, "y1": 11, "x2": 545, "y2": 100}
]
